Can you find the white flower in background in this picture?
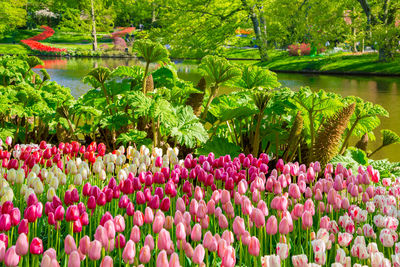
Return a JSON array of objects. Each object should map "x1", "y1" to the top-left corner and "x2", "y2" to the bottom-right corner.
[
  {"x1": 32, "y1": 164, "x2": 40, "y2": 175},
  {"x1": 47, "y1": 187, "x2": 56, "y2": 201},
  {"x1": 74, "y1": 174, "x2": 82, "y2": 186},
  {"x1": 138, "y1": 163, "x2": 146, "y2": 174},
  {"x1": 128, "y1": 164, "x2": 137, "y2": 176},
  {"x1": 35, "y1": 8, "x2": 58, "y2": 19},
  {"x1": 16, "y1": 169, "x2": 25, "y2": 184},
  {"x1": 99, "y1": 170, "x2": 106, "y2": 180},
  {"x1": 107, "y1": 162, "x2": 115, "y2": 173},
  {"x1": 7, "y1": 169, "x2": 16, "y2": 183},
  {"x1": 49, "y1": 176, "x2": 59, "y2": 189},
  {"x1": 117, "y1": 169, "x2": 127, "y2": 181}
]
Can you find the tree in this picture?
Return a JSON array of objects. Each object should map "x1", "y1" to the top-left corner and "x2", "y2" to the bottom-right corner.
[
  {"x1": 0, "y1": 0, "x2": 27, "y2": 37},
  {"x1": 90, "y1": 0, "x2": 97, "y2": 51},
  {"x1": 356, "y1": 0, "x2": 400, "y2": 61}
]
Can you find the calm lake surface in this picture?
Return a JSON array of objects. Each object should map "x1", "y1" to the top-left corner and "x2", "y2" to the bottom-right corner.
[{"x1": 35, "y1": 57, "x2": 400, "y2": 162}]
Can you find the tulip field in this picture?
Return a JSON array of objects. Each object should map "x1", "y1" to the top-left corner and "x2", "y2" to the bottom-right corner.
[
  {"x1": 20, "y1": 26, "x2": 67, "y2": 55},
  {"x1": 0, "y1": 136, "x2": 398, "y2": 267}
]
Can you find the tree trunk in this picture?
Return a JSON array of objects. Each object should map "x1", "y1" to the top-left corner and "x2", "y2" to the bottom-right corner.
[
  {"x1": 152, "y1": 2, "x2": 156, "y2": 23},
  {"x1": 90, "y1": 0, "x2": 97, "y2": 51},
  {"x1": 241, "y1": 0, "x2": 269, "y2": 61}
]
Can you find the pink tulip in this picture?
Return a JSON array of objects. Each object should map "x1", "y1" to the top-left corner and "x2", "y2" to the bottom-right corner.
[
  {"x1": 68, "y1": 251, "x2": 80, "y2": 267},
  {"x1": 15, "y1": 233, "x2": 29, "y2": 256},
  {"x1": 184, "y1": 242, "x2": 194, "y2": 258},
  {"x1": 100, "y1": 256, "x2": 113, "y2": 267},
  {"x1": 266, "y1": 216, "x2": 278, "y2": 235},
  {"x1": 279, "y1": 217, "x2": 290, "y2": 235},
  {"x1": 114, "y1": 215, "x2": 125, "y2": 232},
  {"x1": 130, "y1": 225, "x2": 141, "y2": 243},
  {"x1": 94, "y1": 225, "x2": 108, "y2": 248},
  {"x1": 233, "y1": 216, "x2": 246, "y2": 237},
  {"x1": 144, "y1": 235, "x2": 155, "y2": 251},
  {"x1": 4, "y1": 246, "x2": 19, "y2": 267},
  {"x1": 41, "y1": 254, "x2": 60, "y2": 267},
  {"x1": 158, "y1": 229, "x2": 173, "y2": 251},
  {"x1": 169, "y1": 252, "x2": 181, "y2": 267},
  {"x1": 193, "y1": 244, "x2": 205, "y2": 264},
  {"x1": 191, "y1": 224, "x2": 202, "y2": 242},
  {"x1": 157, "y1": 250, "x2": 169, "y2": 267},
  {"x1": 79, "y1": 236, "x2": 90, "y2": 255},
  {"x1": 88, "y1": 240, "x2": 102, "y2": 261},
  {"x1": 248, "y1": 236, "x2": 260, "y2": 256},
  {"x1": 301, "y1": 211, "x2": 313, "y2": 230},
  {"x1": 153, "y1": 215, "x2": 165, "y2": 234},
  {"x1": 65, "y1": 235, "x2": 77, "y2": 255},
  {"x1": 176, "y1": 223, "x2": 186, "y2": 240},
  {"x1": 218, "y1": 214, "x2": 228, "y2": 229},
  {"x1": 139, "y1": 245, "x2": 151, "y2": 263},
  {"x1": 144, "y1": 207, "x2": 154, "y2": 224},
  {"x1": 133, "y1": 211, "x2": 144, "y2": 226},
  {"x1": 251, "y1": 208, "x2": 265, "y2": 228},
  {"x1": 122, "y1": 240, "x2": 135, "y2": 264},
  {"x1": 221, "y1": 245, "x2": 236, "y2": 267}
]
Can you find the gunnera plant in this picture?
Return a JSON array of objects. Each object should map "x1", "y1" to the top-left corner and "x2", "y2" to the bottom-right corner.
[
  {"x1": 355, "y1": 133, "x2": 368, "y2": 152},
  {"x1": 186, "y1": 77, "x2": 206, "y2": 117},
  {"x1": 312, "y1": 103, "x2": 356, "y2": 167}
]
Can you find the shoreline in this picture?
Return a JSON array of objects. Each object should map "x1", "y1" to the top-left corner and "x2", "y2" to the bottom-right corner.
[{"x1": 2, "y1": 52, "x2": 400, "y2": 77}]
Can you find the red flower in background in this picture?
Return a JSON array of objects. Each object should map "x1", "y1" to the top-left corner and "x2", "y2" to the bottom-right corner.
[
  {"x1": 111, "y1": 27, "x2": 136, "y2": 38},
  {"x1": 21, "y1": 26, "x2": 67, "y2": 55}
]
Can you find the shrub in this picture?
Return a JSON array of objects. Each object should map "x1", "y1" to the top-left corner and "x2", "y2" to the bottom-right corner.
[
  {"x1": 113, "y1": 37, "x2": 127, "y2": 51},
  {"x1": 288, "y1": 43, "x2": 311, "y2": 56}
]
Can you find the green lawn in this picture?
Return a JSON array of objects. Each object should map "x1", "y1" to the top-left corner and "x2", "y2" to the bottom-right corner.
[
  {"x1": 0, "y1": 44, "x2": 30, "y2": 55},
  {"x1": 259, "y1": 51, "x2": 400, "y2": 75}
]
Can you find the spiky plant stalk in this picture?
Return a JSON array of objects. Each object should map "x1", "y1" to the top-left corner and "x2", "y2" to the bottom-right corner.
[
  {"x1": 283, "y1": 111, "x2": 304, "y2": 162},
  {"x1": 252, "y1": 92, "x2": 270, "y2": 156},
  {"x1": 312, "y1": 103, "x2": 355, "y2": 167},
  {"x1": 146, "y1": 74, "x2": 154, "y2": 93},
  {"x1": 186, "y1": 77, "x2": 206, "y2": 116}
]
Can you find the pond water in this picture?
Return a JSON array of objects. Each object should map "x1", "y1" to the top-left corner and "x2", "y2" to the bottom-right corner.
[{"x1": 34, "y1": 57, "x2": 400, "y2": 162}]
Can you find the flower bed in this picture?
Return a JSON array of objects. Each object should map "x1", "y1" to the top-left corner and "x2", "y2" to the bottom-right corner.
[
  {"x1": 20, "y1": 26, "x2": 67, "y2": 55},
  {"x1": 0, "y1": 136, "x2": 398, "y2": 266},
  {"x1": 111, "y1": 27, "x2": 136, "y2": 38}
]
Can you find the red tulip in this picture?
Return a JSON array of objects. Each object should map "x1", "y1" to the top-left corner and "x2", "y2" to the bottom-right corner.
[
  {"x1": 30, "y1": 237, "x2": 43, "y2": 255},
  {"x1": 25, "y1": 205, "x2": 37, "y2": 223},
  {"x1": 18, "y1": 219, "x2": 29, "y2": 235},
  {"x1": 66, "y1": 205, "x2": 79, "y2": 222},
  {"x1": 54, "y1": 205, "x2": 65, "y2": 221},
  {"x1": 0, "y1": 214, "x2": 11, "y2": 232}
]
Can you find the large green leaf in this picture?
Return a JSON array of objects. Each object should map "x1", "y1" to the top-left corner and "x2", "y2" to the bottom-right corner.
[
  {"x1": 195, "y1": 136, "x2": 241, "y2": 158},
  {"x1": 133, "y1": 39, "x2": 170, "y2": 65},
  {"x1": 168, "y1": 106, "x2": 208, "y2": 148},
  {"x1": 209, "y1": 91, "x2": 258, "y2": 122},
  {"x1": 236, "y1": 65, "x2": 281, "y2": 90},
  {"x1": 199, "y1": 55, "x2": 241, "y2": 86},
  {"x1": 117, "y1": 129, "x2": 151, "y2": 147}
]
